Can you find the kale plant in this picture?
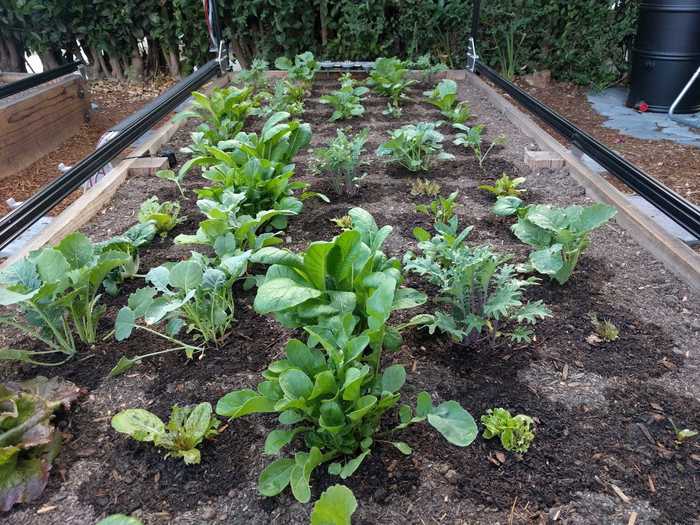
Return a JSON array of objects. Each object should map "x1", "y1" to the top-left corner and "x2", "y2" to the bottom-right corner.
[
  {"x1": 481, "y1": 408, "x2": 535, "y2": 453},
  {"x1": 238, "y1": 58, "x2": 270, "y2": 92},
  {"x1": 112, "y1": 402, "x2": 220, "y2": 464},
  {"x1": 367, "y1": 57, "x2": 417, "y2": 107},
  {"x1": 320, "y1": 74, "x2": 369, "y2": 121},
  {"x1": 479, "y1": 173, "x2": 526, "y2": 199},
  {"x1": 423, "y1": 79, "x2": 471, "y2": 124},
  {"x1": 314, "y1": 128, "x2": 368, "y2": 196},
  {"x1": 453, "y1": 124, "x2": 506, "y2": 169},
  {"x1": 416, "y1": 191, "x2": 459, "y2": 224},
  {"x1": 275, "y1": 51, "x2": 320, "y2": 90},
  {"x1": 138, "y1": 196, "x2": 184, "y2": 238},
  {"x1": 376, "y1": 122, "x2": 454, "y2": 172},
  {"x1": 403, "y1": 219, "x2": 551, "y2": 346},
  {"x1": 0, "y1": 376, "x2": 80, "y2": 511}
]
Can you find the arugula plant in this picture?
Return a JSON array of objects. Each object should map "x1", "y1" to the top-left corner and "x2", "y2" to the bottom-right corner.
[
  {"x1": 367, "y1": 57, "x2": 417, "y2": 107},
  {"x1": 403, "y1": 219, "x2": 551, "y2": 346},
  {"x1": 496, "y1": 201, "x2": 617, "y2": 284},
  {"x1": 112, "y1": 403, "x2": 220, "y2": 464},
  {"x1": 376, "y1": 122, "x2": 454, "y2": 172},
  {"x1": 216, "y1": 315, "x2": 477, "y2": 503},
  {"x1": 238, "y1": 58, "x2": 270, "y2": 92},
  {"x1": 416, "y1": 191, "x2": 459, "y2": 224},
  {"x1": 251, "y1": 207, "x2": 427, "y2": 357},
  {"x1": 311, "y1": 484, "x2": 357, "y2": 525},
  {"x1": 481, "y1": 408, "x2": 535, "y2": 453},
  {"x1": 410, "y1": 179, "x2": 441, "y2": 197},
  {"x1": 0, "y1": 233, "x2": 130, "y2": 364},
  {"x1": 423, "y1": 79, "x2": 471, "y2": 124},
  {"x1": 453, "y1": 124, "x2": 506, "y2": 170},
  {"x1": 320, "y1": 74, "x2": 369, "y2": 121},
  {"x1": 138, "y1": 196, "x2": 184, "y2": 238},
  {"x1": 173, "y1": 86, "x2": 255, "y2": 146},
  {"x1": 479, "y1": 173, "x2": 526, "y2": 199},
  {"x1": 314, "y1": 129, "x2": 368, "y2": 196},
  {"x1": 0, "y1": 376, "x2": 80, "y2": 511},
  {"x1": 275, "y1": 51, "x2": 320, "y2": 90}
]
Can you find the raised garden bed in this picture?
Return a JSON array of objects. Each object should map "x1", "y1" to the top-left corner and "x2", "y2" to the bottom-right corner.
[{"x1": 2, "y1": 69, "x2": 699, "y2": 525}]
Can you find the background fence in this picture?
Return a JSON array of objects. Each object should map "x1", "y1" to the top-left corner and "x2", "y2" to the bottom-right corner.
[{"x1": 0, "y1": 0, "x2": 638, "y2": 87}]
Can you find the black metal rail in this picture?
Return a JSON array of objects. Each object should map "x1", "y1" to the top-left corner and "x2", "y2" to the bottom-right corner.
[
  {"x1": 0, "y1": 60, "x2": 221, "y2": 250},
  {"x1": 0, "y1": 61, "x2": 82, "y2": 99},
  {"x1": 470, "y1": 3, "x2": 700, "y2": 240}
]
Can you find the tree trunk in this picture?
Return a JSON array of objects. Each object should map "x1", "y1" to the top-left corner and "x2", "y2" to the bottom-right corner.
[
  {"x1": 96, "y1": 49, "x2": 111, "y2": 79},
  {"x1": 39, "y1": 50, "x2": 61, "y2": 71},
  {"x1": 128, "y1": 47, "x2": 144, "y2": 82},
  {"x1": 0, "y1": 39, "x2": 9, "y2": 71},
  {"x1": 108, "y1": 54, "x2": 125, "y2": 80},
  {"x1": 165, "y1": 48, "x2": 180, "y2": 79},
  {"x1": 2, "y1": 37, "x2": 25, "y2": 72},
  {"x1": 85, "y1": 45, "x2": 104, "y2": 79}
]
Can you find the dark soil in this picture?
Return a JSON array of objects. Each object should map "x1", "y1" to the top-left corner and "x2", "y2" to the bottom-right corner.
[{"x1": 2, "y1": 73, "x2": 699, "y2": 525}]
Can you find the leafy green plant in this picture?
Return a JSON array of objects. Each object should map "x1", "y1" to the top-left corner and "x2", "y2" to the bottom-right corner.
[
  {"x1": 251, "y1": 207, "x2": 426, "y2": 356},
  {"x1": 382, "y1": 102, "x2": 403, "y2": 119},
  {"x1": 416, "y1": 191, "x2": 459, "y2": 224},
  {"x1": 410, "y1": 53, "x2": 448, "y2": 83},
  {"x1": 495, "y1": 21, "x2": 527, "y2": 82},
  {"x1": 111, "y1": 403, "x2": 220, "y2": 464},
  {"x1": 496, "y1": 201, "x2": 617, "y2": 284},
  {"x1": 367, "y1": 57, "x2": 417, "y2": 106},
  {"x1": 142, "y1": 253, "x2": 244, "y2": 346},
  {"x1": 481, "y1": 408, "x2": 535, "y2": 453},
  {"x1": 0, "y1": 376, "x2": 80, "y2": 511},
  {"x1": 669, "y1": 418, "x2": 698, "y2": 444},
  {"x1": 216, "y1": 315, "x2": 477, "y2": 503},
  {"x1": 314, "y1": 129, "x2": 368, "y2": 196},
  {"x1": 422, "y1": 79, "x2": 471, "y2": 124},
  {"x1": 376, "y1": 122, "x2": 454, "y2": 172},
  {"x1": 453, "y1": 124, "x2": 506, "y2": 170},
  {"x1": 330, "y1": 215, "x2": 353, "y2": 231},
  {"x1": 260, "y1": 80, "x2": 306, "y2": 117},
  {"x1": 479, "y1": 174, "x2": 526, "y2": 199},
  {"x1": 173, "y1": 86, "x2": 255, "y2": 146},
  {"x1": 320, "y1": 74, "x2": 369, "y2": 121},
  {"x1": 96, "y1": 515, "x2": 143, "y2": 525},
  {"x1": 403, "y1": 219, "x2": 551, "y2": 346},
  {"x1": 138, "y1": 196, "x2": 184, "y2": 238},
  {"x1": 238, "y1": 58, "x2": 270, "y2": 92},
  {"x1": 0, "y1": 233, "x2": 131, "y2": 364},
  {"x1": 410, "y1": 179, "x2": 441, "y2": 197},
  {"x1": 311, "y1": 484, "x2": 357, "y2": 525},
  {"x1": 275, "y1": 51, "x2": 320, "y2": 90},
  {"x1": 588, "y1": 312, "x2": 619, "y2": 342}
]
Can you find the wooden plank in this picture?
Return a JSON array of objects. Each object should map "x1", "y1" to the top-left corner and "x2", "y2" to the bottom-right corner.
[
  {"x1": 461, "y1": 71, "x2": 700, "y2": 292},
  {"x1": 0, "y1": 72, "x2": 32, "y2": 83},
  {"x1": 0, "y1": 73, "x2": 231, "y2": 269},
  {"x1": 127, "y1": 156, "x2": 169, "y2": 176},
  {"x1": 0, "y1": 73, "x2": 89, "y2": 179}
]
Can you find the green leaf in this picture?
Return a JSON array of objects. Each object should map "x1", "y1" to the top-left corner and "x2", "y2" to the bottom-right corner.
[
  {"x1": 264, "y1": 428, "x2": 300, "y2": 455},
  {"x1": 168, "y1": 261, "x2": 203, "y2": 290},
  {"x1": 392, "y1": 287, "x2": 427, "y2": 310},
  {"x1": 493, "y1": 196, "x2": 523, "y2": 217},
  {"x1": 184, "y1": 403, "x2": 215, "y2": 440},
  {"x1": 96, "y1": 515, "x2": 144, "y2": 525},
  {"x1": 391, "y1": 442, "x2": 413, "y2": 455},
  {"x1": 111, "y1": 409, "x2": 165, "y2": 442},
  {"x1": 108, "y1": 356, "x2": 138, "y2": 378},
  {"x1": 309, "y1": 370, "x2": 337, "y2": 400},
  {"x1": 381, "y1": 364, "x2": 406, "y2": 393},
  {"x1": 279, "y1": 369, "x2": 314, "y2": 400},
  {"x1": 339, "y1": 449, "x2": 369, "y2": 479},
  {"x1": 114, "y1": 307, "x2": 136, "y2": 341},
  {"x1": 216, "y1": 390, "x2": 276, "y2": 418},
  {"x1": 529, "y1": 244, "x2": 564, "y2": 276},
  {"x1": 259, "y1": 458, "x2": 295, "y2": 496},
  {"x1": 427, "y1": 401, "x2": 478, "y2": 447},
  {"x1": 35, "y1": 248, "x2": 69, "y2": 283},
  {"x1": 310, "y1": 484, "x2": 358, "y2": 525},
  {"x1": 254, "y1": 278, "x2": 321, "y2": 314},
  {"x1": 55, "y1": 232, "x2": 94, "y2": 268}
]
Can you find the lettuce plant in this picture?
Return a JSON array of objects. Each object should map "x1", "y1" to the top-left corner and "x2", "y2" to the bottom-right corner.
[
  {"x1": 453, "y1": 124, "x2": 506, "y2": 169},
  {"x1": 497, "y1": 201, "x2": 617, "y2": 284},
  {"x1": 216, "y1": 314, "x2": 477, "y2": 503},
  {"x1": 0, "y1": 233, "x2": 130, "y2": 364},
  {"x1": 481, "y1": 408, "x2": 535, "y2": 453},
  {"x1": 479, "y1": 173, "x2": 526, "y2": 199},
  {"x1": 251, "y1": 208, "x2": 426, "y2": 357},
  {"x1": 173, "y1": 86, "x2": 255, "y2": 145},
  {"x1": 423, "y1": 79, "x2": 472, "y2": 124},
  {"x1": 275, "y1": 51, "x2": 320, "y2": 90},
  {"x1": 320, "y1": 74, "x2": 369, "y2": 121},
  {"x1": 314, "y1": 129, "x2": 368, "y2": 196},
  {"x1": 311, "y1": 485, "x2": 357, "y2": 525},
  {"x1": 403, "y1": 219, "x2": 551, "y2": 346},
  {"x1": 367, "y1": 57, "x2": 417, "y2": 106},
  {"x1": 138, "y1": 196, "x2": 184, "y2": 238},
  {"x1": 0, "y1": 376, "x2": 80, "y2": 511},
  {"x1": 410, "y1": 179, "x2": 441, "y2": 197},
  {"x1": 112, "y1": 403, "x2": 220, "y2": 464},
  {"x1": 376, "y1": 122, "x2": 454, "y2": 172},
  {"x1": 416, "y1": 191, "x2": 459, "y2": 224}
]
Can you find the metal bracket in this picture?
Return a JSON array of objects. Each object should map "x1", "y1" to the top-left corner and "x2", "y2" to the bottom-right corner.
[
  {"x1": 216, "y1": 40, "x2": 230, "y2": 74},
  {"x1": 467, "y1": 37, "x2": 479, "y2": 73},
  {"x1": 668, "y1": 65, "x2": 700, "y2": 129}
]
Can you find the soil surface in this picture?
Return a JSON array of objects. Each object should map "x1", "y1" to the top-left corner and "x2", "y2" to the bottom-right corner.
[
  {"x1": 514, "y1": 79, "x2": 700, "y2": 207},
  {"x1": 0, "y1": 78, "x2": 173, "y2": 216},
  {"x1": 1, "y1": 75, "x2": 699, "y2": 525}
]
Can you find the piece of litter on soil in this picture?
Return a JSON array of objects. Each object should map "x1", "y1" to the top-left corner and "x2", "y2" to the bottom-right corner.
[
  {"x1": 611, "y1": 483, "x2": 631, "y2": 503},
  {"x1": 647, "y1": 476, "x2": 656, "y2": 493},
  {"x1": 37, "y1": 505, "x2": 57, "y2": 514},
  {"x1": 628, "y1": 511, "x2": 638, "y2": 525}
]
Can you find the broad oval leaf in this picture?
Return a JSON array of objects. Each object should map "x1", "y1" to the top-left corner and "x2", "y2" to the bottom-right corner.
[
  {"x1": 427, "y1": 400, "x2": 478, "y2": 447},
  {"x1": 111, "y1": 409, "x2": 164, "y2": 442},
  {"x1": 258, "y1": 457, "x2": 295, "y2": 496},
  {"x1": 310, "y1": 484, "x2": 357, "y2": 525}
]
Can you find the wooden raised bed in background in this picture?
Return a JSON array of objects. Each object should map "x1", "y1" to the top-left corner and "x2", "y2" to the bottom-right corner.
[{"x1": 0, "y1": 72, "x2": 90, "y2": 180}]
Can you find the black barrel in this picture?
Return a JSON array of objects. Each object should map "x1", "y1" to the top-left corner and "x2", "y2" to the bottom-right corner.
[{"x1": 626, "y1": 0, "x2": 700, "y2": 113}]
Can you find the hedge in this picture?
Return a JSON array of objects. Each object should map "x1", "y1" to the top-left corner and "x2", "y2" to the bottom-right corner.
[{"x1": 0, "y1": 0, "x2": 638, "y2": 87}]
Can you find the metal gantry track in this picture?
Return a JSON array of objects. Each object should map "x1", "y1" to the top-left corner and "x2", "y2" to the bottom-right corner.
[{"x1": 0, "y1": 60, "x2": 221, "y2": 250}]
